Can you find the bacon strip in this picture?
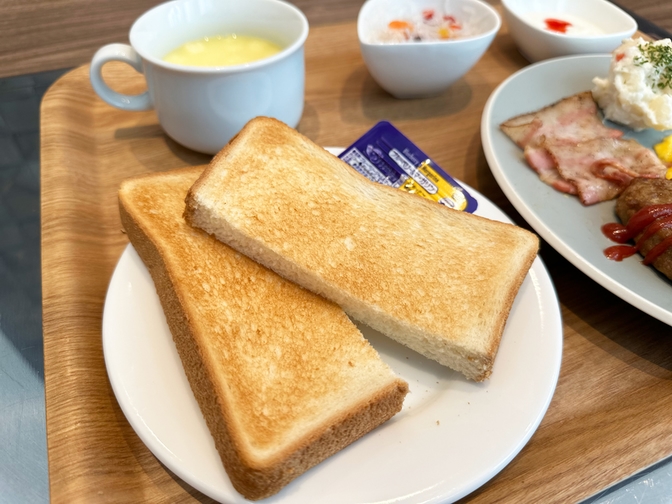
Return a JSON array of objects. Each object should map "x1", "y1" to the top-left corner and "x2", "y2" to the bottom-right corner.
[
  {"x1": 524, "y1": 146, "x2": 577, "y2": 194},
  {"x1": 501, "y1": 92, "x2": 622, "y2": 149},
  {"x1": 543, "y1": 137, "x2": 667, "y2": 205},
  {"x1": 500, "y1": 92, "x2": 666, "y2": 205}
]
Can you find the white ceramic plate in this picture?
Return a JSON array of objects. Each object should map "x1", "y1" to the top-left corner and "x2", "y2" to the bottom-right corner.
[
  {"x1": 482, "y1": 54, "x2": 672, "y2": 327},
  {"x1": 102, "y1": 166, "x2": 562, "y2": 503}
]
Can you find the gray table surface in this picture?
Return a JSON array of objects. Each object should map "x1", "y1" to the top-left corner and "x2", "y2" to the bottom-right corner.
[
  {"x1": 1, "y1": 62, "x2": 671, "y2": 504},
  {"x1": 1, "y1": 68, "x2": 71, "y2": 503}
]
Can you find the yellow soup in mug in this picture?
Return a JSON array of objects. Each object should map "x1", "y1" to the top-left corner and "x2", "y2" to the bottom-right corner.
[{"x1": 163, "y1": 34, "x2": 282, "y2": 67}]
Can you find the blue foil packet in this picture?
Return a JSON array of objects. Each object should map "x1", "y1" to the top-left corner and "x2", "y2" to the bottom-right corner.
[{"x1": 339, "y1": 121, "x2": 478, "y2": 213}]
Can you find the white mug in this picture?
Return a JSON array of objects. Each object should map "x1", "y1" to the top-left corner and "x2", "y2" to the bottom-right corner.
[{"x1": 90, "y1": 0, "x2": 309, "y2": 154}]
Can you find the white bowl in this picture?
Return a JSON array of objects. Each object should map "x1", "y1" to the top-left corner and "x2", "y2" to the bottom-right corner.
[
  {"x1": 502, "y1": 0, "x2": 637, "y2": 63},
  {"x1": 358, "y1": 0, "x2": 501, "y2": 99}
]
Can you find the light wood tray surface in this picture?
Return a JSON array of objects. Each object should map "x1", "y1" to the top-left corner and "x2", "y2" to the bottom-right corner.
[{"x1": 41, "y1": 20, "x2": 672, "y2": 504}]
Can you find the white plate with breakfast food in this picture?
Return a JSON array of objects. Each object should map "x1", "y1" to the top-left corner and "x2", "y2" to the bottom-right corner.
[
  {"x1": 103, "y1": 152, "x2": 562, "y2": 503},
  {"x1": 482, "y1": 53, "x2": 672, "y2": 326}
]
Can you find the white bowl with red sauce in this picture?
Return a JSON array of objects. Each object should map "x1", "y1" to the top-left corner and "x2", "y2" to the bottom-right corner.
[
  {"x1": 358, "y1": 0, "x2": 501, "y2": 99},
  {"x1": 502, "y1": 0, "x2": 637, "y2": 63}
]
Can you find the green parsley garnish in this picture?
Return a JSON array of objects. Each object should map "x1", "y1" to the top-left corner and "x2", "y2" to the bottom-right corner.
[{"x1": 633, "y1": 42, "x2": 672, "y2": 90}]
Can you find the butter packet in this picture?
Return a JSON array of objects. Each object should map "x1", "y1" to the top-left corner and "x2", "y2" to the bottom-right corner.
[{"x1": 339, "y1": 121, "x2": 477, "y2": 213}]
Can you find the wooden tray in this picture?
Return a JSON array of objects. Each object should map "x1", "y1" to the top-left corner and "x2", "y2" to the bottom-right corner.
[{"x1": 41, "y1": 20, "x2": 672, "y2": 503}]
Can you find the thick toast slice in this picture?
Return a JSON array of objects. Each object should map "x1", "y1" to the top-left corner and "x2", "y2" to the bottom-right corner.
[
  {"x1": 118, "y1": 166, "x2": 408, "y2": 500},
  {"x1": 185, "y1": 118, "x2": 539, "y2": 381}
]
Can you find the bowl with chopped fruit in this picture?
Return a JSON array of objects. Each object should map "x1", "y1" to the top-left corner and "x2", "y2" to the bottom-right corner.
[
  {"x1": 357, "y1": 0, "x2": 500, "y2": 99},
  {"x1": 502, "y1": 0, "x2": 637, "y2": 63}
]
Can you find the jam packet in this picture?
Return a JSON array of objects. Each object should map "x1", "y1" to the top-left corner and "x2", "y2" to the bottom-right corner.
[{"x1": 339, "y1": 121, "x2": 478, "y2": 213}]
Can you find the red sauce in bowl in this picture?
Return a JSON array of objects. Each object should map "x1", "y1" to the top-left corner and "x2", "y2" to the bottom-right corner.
[{"x1": 544, "y1": 18, "x2": 572, "y2": 33}]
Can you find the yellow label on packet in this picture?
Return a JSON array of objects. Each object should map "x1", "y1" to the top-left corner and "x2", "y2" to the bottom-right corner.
[
  {"x1": 398, "y1": 161, "x2": 468, "y2": 210},
  {"x1": 163, "y1": 34, "x2": 282, "y2": 67}
]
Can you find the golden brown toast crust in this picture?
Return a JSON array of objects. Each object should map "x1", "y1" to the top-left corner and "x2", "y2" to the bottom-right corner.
[
  {"x1": 118, "y1": 166, "x2": 408, "y2": 500},
  {"x1": 185, "y1": 118, "x2": 540, "y2": 381}
]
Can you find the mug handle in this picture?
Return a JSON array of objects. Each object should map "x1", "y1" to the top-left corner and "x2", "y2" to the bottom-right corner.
[{"x1": 89, "y1": 43, "x2": 153, "y2": 111}]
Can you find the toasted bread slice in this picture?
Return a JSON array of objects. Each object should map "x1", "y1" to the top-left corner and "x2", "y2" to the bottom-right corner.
[
  {"x1": 118, "y1": 166, "x2": 408, "y2": 500},
  {"x1": 185, "y1": 118, "x2": 539, "y2": 381}
]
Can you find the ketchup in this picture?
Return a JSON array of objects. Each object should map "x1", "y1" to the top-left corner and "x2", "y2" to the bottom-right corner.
[
  {"x1": 602, "y1": 203, "x2": 672, "y2": 264},
  {"x1": 601, "y1": 222, "x2": 629, "y2": 243},
  {"x1": 643, "y1": 235, "x2": 672, "y2": 265},
  {"x1": 544, "y1": 18, "x2": 572, "y2": 33},
  {"x1": 604, "y1": 245, "x2": 637, "y2": 261},
  {"x1": 639, "y1": 215, "x2": 672, "y2": 244},
  {"x1": 623, "y1": 204, "x2": 672, "y2": 237}
]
